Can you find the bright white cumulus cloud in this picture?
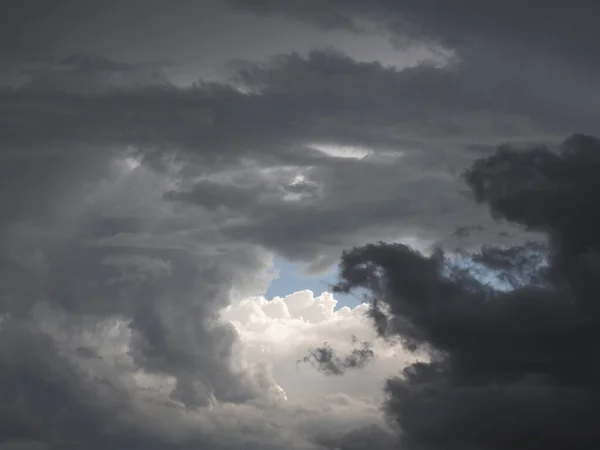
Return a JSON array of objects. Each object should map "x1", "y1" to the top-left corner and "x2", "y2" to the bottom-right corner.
[{"x1": 223, "y1": 289, "x2": 412, "y2": 403}]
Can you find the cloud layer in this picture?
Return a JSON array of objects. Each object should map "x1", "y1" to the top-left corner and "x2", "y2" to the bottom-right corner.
[{"x1": 3, "y1": 1, "x2": 600, "y2": 448}]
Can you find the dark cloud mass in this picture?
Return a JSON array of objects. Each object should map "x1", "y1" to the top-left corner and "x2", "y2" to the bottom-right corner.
[
  {"x1": 3, "y1": 0, "x2": 600, "y2": 448},
  {"x1": 229, "y1": 1, "x2": 600, "y2": 134},
  {"x1": 230, "y1": 0, "x2": 600, "y2": 69},
  {"x1": 333, "y1": 134, "x2": 600, "y2": 449}
]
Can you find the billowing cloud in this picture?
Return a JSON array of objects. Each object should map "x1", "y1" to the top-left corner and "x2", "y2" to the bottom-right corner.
[
  {"x1": 2, "y1": 1, "x2": 600, "y2": 448},
  {"x1": 223, "y1": 290, "x2": 410, "y2": 401},
  {"x1": 332, "y1": 134, "x2": 600, "y2": 449},
  {"x1": 0, "y1": 132, "x2": 405, "y2": 448}
]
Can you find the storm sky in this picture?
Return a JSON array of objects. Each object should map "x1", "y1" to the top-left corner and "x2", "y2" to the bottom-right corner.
[{"x1": 2, "y1": 1, "x2": 600, "y2": 449}]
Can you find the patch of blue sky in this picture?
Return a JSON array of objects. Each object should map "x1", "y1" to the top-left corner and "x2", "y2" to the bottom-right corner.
[
  {"x1": 443, "y1": 256, "x2": 515, "y2": 291},
  {"x1": 442, "y1": 252, "x2": 549, "y2": 292},
  {"x1": 265, "y1": 258, "x2": 361, "y2": 308},
  {"x1": 266, "y1": 250, "x2": 549, "y2": 311}
]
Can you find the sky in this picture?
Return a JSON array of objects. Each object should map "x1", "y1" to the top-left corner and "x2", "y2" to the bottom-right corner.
[{"x1": 2, "y1": 1, "x2": 600, "y2": 449}]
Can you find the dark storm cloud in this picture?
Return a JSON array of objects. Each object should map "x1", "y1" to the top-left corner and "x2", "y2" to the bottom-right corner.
[
  {"x1": 3, "y1": 1, "x2": 600, "y2": 448},
  {"x1": 22, "y1": 54, "x2": 172, "y2": 94},
  {"x1": 332, "y1": 134, "x2": 600, "y2": 449},
  {"x1": 0, "y1": 101, "x2": 279, "y2": 449},
  {"x1": 0, "y1": 41, "x2": 577, "y2": 448},
  {"x1": 230, "y1": 0, "x2": 600, "y2": 137},
  {"x1": 230, "y1": 0, "x2": 600, "y2": 70},
  {"x1": 0, "y1": 152, "x2": 339, "y2": 448},
  {"x1": 2, "y1": 48, "x2": 563, "y2": 266},
  {"x1": 1, "y1": 49, "x2": 402, "y2": 446},
  {"x1": 0, "y1": 155, "x2": 275, "y2": 408},
  {"x1": 164, "y1": 180, "x2": 262, "y2": 211},
  {"x1": 230, "y1": 49, "x2": 588, "y2": 140},
  {"x1": 0, "y1": 318, "x2": 197, "y2": 450}
]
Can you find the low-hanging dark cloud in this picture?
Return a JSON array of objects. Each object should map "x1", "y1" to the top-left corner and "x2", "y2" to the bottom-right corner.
[
  {"x1": 229, "y1": 1, "x2": 600, "y2": 140},
  {"x1": 3, "y1": 47, "x2": 560, "y2": 270},
  {"x1": 332, "y1": 134, "x2": 600, "y2": 449},
  {"x1": 229, "y1": 0, "x2": 600, "y2": 73}
]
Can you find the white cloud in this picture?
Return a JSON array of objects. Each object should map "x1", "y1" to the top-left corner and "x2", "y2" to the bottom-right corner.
[
  {"x1": 223, "y1": 289, "x2": 412, "y2": 403},
  {"x1": 311, "y1": 143, "x2": 372, "y2": 160}
]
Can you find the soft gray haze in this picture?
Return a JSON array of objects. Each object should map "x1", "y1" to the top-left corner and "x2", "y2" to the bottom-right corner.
[{"x1": 1, "y1": 1, "x2": 600, "y2": 449}]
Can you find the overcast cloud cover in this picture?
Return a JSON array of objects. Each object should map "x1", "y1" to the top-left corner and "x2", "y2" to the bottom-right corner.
[{"x1": 2, "y1": 1, "x2": 600, "y2": 449}]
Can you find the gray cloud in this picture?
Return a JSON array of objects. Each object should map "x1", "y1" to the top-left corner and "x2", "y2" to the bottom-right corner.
[
  {"x1": 4, "y1": 47, "x2": 564, "y2": 267},
  {"x1": 229, "y1": 0, "x2": 600, "y2": 70},
  {"x1": 3, "y1": 1, "x2": 600, "y2": 448},
  {"x1": 332, "y1": 135, "x2": 600, "y2": 449},
  {"x1": 300, "y1": 336, "x2": 375, "y2": 376},
  {"x1": 229, "y1": 1, "x2": 600, "y2": 140},
  {"x1": 22, "y1": 54, "x2": 172, "y2": 94},
  {"x1": 0, "y1": 140, "x2": 283, "y2": 448}
]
